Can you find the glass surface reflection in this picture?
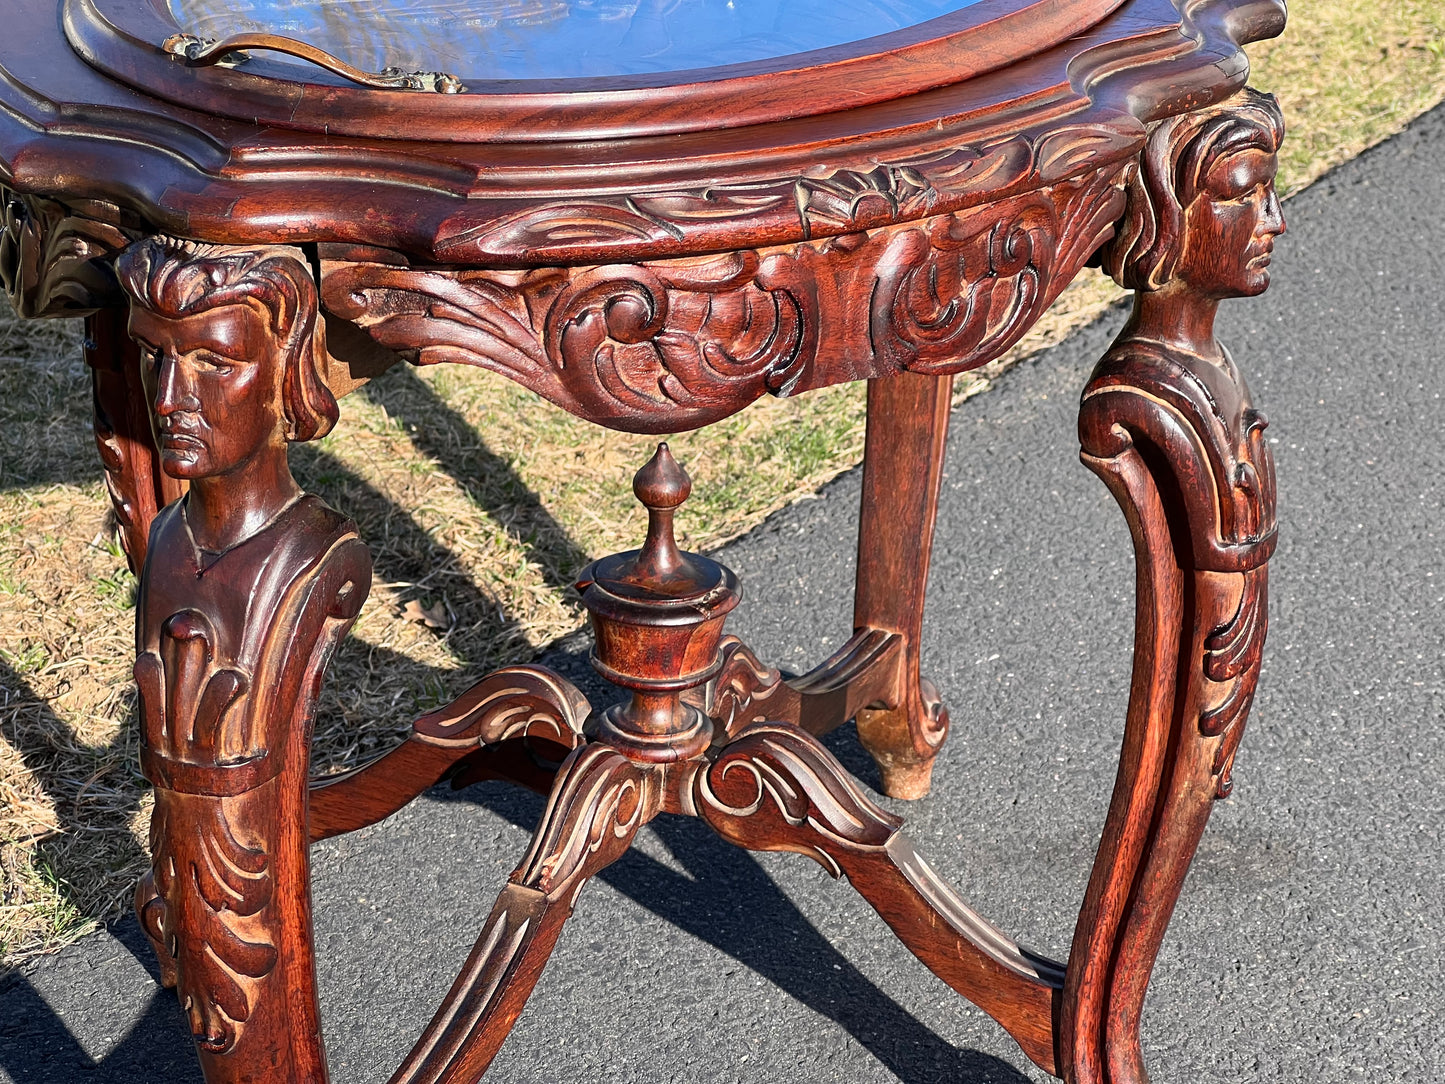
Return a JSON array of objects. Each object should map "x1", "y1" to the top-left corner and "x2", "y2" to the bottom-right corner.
[{"x1": 166, "y1": 0, "x2": 988, "y2": 81}]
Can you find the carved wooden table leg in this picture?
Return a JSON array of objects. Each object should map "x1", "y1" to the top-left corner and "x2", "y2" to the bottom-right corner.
[
  {"x1": 86, "y1": 306, "x2": 186, "y2": 571},
  {"x1": 1059, "y1": 89, "x2": 1284, "y2": 1084},
  {"x1": 852, "y1": 371, "x2": 953, "y2": 798},
  {"x1": 120, "y1": 238, "x2": 369, "y2": 1083}
]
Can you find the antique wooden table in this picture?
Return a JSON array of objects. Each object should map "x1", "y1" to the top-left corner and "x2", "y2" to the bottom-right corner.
[{"x1": 0, "y1": 0, "x2": 1285, "y2": 1080}]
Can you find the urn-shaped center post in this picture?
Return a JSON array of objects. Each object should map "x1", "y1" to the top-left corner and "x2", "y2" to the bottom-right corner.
[{"x1": 576, "y1": 444, "x2": 740, "y2": 761}]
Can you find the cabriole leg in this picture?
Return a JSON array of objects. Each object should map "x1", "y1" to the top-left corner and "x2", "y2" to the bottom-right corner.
[
  {"x1": 853, "y1": 370, "x2": 953, "y2": 798},
  {"x1": 1060, "y1": 89, "x2": 1284, "y2": 1084}
]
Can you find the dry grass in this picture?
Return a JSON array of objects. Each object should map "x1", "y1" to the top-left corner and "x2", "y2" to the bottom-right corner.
[
  {"x1": 1250, "y1": 0, "x2": 1445, "y2": 196},
  {"x1": 3, "y1": 0, "x2": 1445, "y2": 966}
]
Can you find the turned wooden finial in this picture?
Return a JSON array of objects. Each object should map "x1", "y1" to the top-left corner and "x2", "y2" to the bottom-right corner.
[
  {"x1": 632, "y1": 443, "x2": 690, "y2": 584},
  {"x1": 575, "y1": 444, "x2": 739, "y2": 760}
]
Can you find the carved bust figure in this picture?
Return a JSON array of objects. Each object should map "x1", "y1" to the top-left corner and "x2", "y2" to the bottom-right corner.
[
  {"x1": 1101, "y1": 87, "x2": 1286, "y2": 356},
  {"x1": 117, "y1": 239, "x2": 369, "y2": 1057}
]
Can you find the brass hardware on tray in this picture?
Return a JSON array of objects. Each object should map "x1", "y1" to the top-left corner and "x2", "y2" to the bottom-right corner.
[{"x1": 162, "y1": 32, "x2": 467, "y2": 93}]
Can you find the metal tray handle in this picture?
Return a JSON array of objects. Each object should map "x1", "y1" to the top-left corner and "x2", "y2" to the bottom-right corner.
[{"x1": 163, "y1": 32, "x2": 467, "y2": 93}]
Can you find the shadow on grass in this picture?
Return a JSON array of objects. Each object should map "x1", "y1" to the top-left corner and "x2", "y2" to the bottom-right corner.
[
  {"x1": 360, "y1": 365, "x2": 594, "y2": 591},
  {"x1": 0, "y1": 654, "x2": 149, "y2": 956},
  {"x1": 0, "y1": 330, "x2": 1029, "y2": 1083}
]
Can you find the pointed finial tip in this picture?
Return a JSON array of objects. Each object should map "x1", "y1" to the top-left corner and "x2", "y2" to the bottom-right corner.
[{"x1": 634, "y1": 442, "x2": 691, "y2": 512}]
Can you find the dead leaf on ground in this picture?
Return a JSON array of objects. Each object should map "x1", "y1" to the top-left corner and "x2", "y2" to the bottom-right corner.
[{"x1": 400, "y1": 597, "x2": 450, "y2": 630}]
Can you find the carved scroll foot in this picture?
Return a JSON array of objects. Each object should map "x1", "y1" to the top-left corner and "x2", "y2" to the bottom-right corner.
[
  {"x1": 854, "y1": 683, "x2": 949, "y2": 801},
  {"x1": 852, "y1": 371, "x2": 954, "y2": 798},
  {"x1": 390, "y1": 744, "x2": 654, "y2": 1084},
  {"x1": 695, "y1": 722, "x2": 1061, "y2": 1074},
  {"x1": 1060, "y1": 87, "x2": 1282, "y2": 1084}
]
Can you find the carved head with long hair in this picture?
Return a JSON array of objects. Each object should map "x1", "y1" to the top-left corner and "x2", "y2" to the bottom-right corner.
[
  {"x1": 118, "y1": 238, "x2": 336, "y2": 454},
  {"x1": 1100, "y1": 88, "x2": 1286, "y2": 297}
]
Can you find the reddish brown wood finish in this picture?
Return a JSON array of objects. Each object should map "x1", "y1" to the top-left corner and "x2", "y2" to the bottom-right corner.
[
  {"x1": 391, "y1": 743, "x2": 653, "y2": 1084},
  {"x1": 695, "y1": 721, "x2": 1063, "y2": 1073},
  {"x1": 120, "y1": 238, "x2": 369, "y2": 1082},
  {"x1": 852, "y1": 371, "x2": 954, "y2": 798},
  {"x1": 68, "y1": 0, "x2": 1126, "y2": 143},
  {"x1": 0, "y1": 2, "x2": 1288, "y2": 1081},
  {"x1": 1061, "y1": 88, "x2": 1281, "y2": 1084},
  {"x1": 1, "y1": 0, "x2": 1280, "y2": 270},
  {"x1": 86, "y1": 306, "x2": 186, "y2": 571},
  {"x1": 307, "y1": 666, "x2": 589, "y2": 842}
]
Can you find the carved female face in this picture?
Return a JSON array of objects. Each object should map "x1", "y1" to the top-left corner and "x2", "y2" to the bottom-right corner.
[
  {"x1": 129, "y1": 302, "x2": 287, "y2": 481},
  {"x1": 1176, "y1": 145, "x2": 1285, "y2": 300}
]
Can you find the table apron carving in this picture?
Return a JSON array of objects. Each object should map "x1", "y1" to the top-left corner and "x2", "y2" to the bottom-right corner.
[
  {"x1": 321, "y1": 166, "x2": 1127, "y2": 433},
  {"x1": 0, "y1": 0, "x2": 1289, "y2": 1079}
]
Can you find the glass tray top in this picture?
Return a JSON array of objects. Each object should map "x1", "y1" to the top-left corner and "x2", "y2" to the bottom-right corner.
[{"x1": 165, "y1": 0, "x2": 989, "y2": 81}]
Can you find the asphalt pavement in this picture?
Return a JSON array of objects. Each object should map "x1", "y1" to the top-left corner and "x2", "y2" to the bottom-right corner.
[{"x1": 2, "y1": 100, "x2": 1442, "y2": 1083}]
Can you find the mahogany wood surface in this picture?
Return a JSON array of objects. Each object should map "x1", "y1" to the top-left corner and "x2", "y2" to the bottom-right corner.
[
  {"x1": 852, "y1": 372, "x2": 954, "y2": 799},
  {"x1": 70, "y1": 0, "x2": 1126, "y2": 142},
  {"x1": 0, "y1": 2, "x2": 1286, "y2": 1081}
]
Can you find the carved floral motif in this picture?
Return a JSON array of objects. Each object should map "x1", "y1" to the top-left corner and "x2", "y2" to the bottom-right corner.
[
  {"x1": 0, "y1": 186, "x2": 130, "y2": 317},
  {"x1": 323, "y1": 163, "x2": 1125, "y2": 433},
  {"x1": 431, "y1": 122, "x2": 1139, "y2": 264}
]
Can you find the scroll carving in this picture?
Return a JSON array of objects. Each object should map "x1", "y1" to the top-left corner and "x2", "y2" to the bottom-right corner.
[
  {"x1": 511, "y1": 744, "x2": 654, "y2": 897},
  {"x1": 120, "y1": 237, "x2": 368, "y2": 1076},
  {"x1": 1065, "y1": 88, "x2": 1285, "y2": 1084},
  {"x1": 695, "y1": 722, "x2": 900, "y2": 878},
  {"x1": 413, "y1": 665, "x2": 590, "y2": 751},
  {"x1": 696, "y1": 637, "x2": 793, "y2": 738},
  {"x1": 430, "y1": 122, "x2": 1139, "y2": 263},
  {"x1": 308, "y1": 665, "x2": 592, "y2": 840},
  {"x1": 389, "y1": 745, "x2": 654, "y2": 1084},
  {"x1": 322, "y1": 161, "x2": 1126, "y2": 433},
  {"x1": 1200, "y1": 567, "x2": 1266, "y2": 793},
  {"x1": 0, "y1": 186, "x2": 131, "y2": 317}
]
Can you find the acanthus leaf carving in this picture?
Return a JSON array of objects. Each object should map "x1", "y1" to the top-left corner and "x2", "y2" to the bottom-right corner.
[
  {"x1": 692, "y1": 636, "x2": 793, "y2": 738},
  {"x1": 140, "y1": 790, "x2": 278, "y2": 1054},
  {"x1": 1199, "y1": 567, "x2": 1268, "y2": 796},
  {"x1": 322, "y1": 160, "x2": 1127, "y2": 435},
  {"x1": 135, "y1": 608, "x2": 257, "y2": 793},
  {"x1": 0, "y1": 186, "x2": 132, "y2": 317},
  {"x1": 428, "y1": 123, "x2": 1126, "y2": 265}
]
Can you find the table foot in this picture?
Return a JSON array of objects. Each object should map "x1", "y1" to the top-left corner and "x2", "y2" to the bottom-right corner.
[{"x1": 1059, "y1": 90, "x2": 1283, "y2": 1084}]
